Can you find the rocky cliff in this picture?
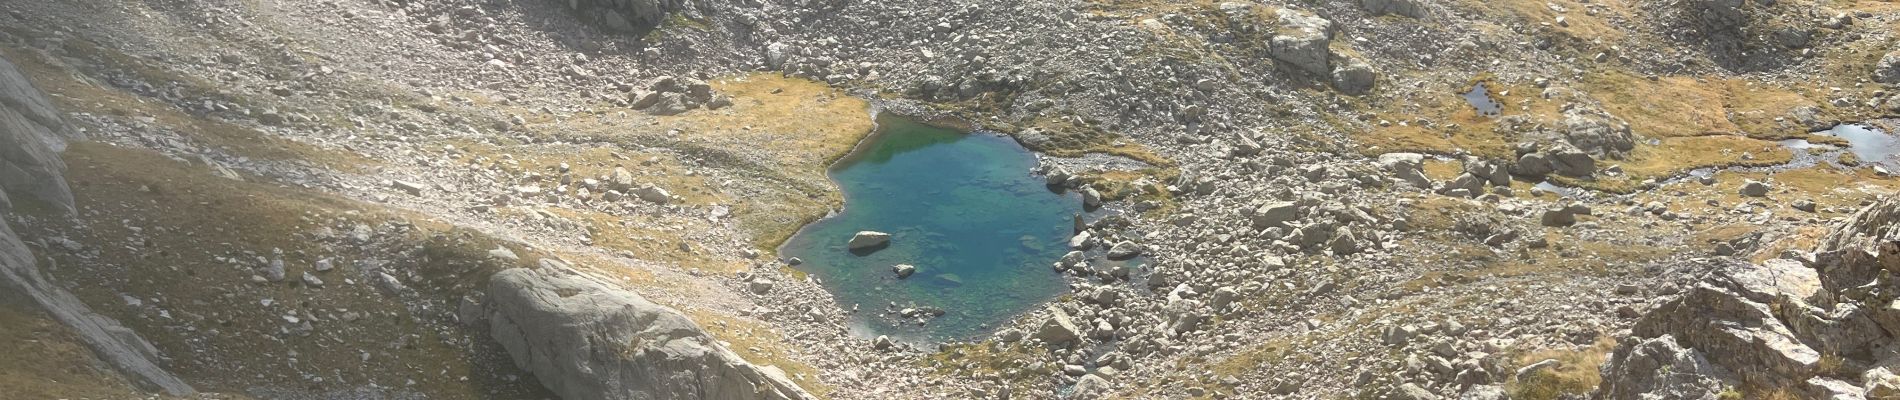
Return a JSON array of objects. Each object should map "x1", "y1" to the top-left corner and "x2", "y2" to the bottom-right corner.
[
  {"x1": 1599, "y1": 196, "x2": 1900, "y2": 399},
  {"x1": 486, "y1": 259, "x2": 815, "y2": 400},
  {"x1": 0, "y1": 55, "x2": 193, "y2": 396}
]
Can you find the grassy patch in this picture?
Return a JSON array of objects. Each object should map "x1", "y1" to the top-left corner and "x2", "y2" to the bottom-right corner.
[
  {"x1": 1508, "y1": 338, "x2": 1616, "y2": 399},
  {"x1": 686, "y1": 309, "x2": 834, "y2": 398},
  {"x1": 34, "y1": 142, "x2": 549, "y2": 397}
]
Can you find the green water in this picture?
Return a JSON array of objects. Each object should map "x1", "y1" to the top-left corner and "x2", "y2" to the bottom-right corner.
[{"x1": 781, "y1": 114, "x2": 1081, "y2": 341}]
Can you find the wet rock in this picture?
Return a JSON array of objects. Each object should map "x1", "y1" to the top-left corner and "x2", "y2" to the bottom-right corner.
[{"x1": 892, "y1": 264, "x2": 916, "y2": 279}]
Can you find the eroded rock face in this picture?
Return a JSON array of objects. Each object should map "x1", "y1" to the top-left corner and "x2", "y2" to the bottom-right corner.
[
  {"x1": 1599, "y1": 197, "x2": 1900, "y2": 397},
  {"x1": 0, "y1": 55, "x2": 193, "y2": 396},
  {"x1": 486, "y1": 260, "x2": 814, "y2": 400},
  {"x1": 0, "y1": 56, "x2": 76, "y2": 212}
]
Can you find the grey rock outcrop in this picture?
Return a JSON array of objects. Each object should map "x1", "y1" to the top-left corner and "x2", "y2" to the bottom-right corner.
[
  {"x1": 0, "y1": 55, "x2": 194, "y2": 396},
  {"x1": 1269, "y1": 9, "x2": 1336, "y2": 77},
  {"x1": 847, "y1": 231, "x2": 891, "y2": 251},
  {"x1": 486, "y1": 261, "x2": 814, "y2": 400},
  {"x1": 1599, "y1": 196, "x2": 1900, "y2": 398},
  {"x1": 1878, "y1": 50, "x2": 1900, "y2": 84}
]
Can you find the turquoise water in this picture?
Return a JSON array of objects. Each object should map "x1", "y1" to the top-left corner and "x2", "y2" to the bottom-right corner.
[{"x1": 780, "y1": 114, "x2": 1081, "y2": 341}]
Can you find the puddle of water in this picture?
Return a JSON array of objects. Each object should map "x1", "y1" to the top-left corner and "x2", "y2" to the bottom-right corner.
[
  {"x1": 780, "y1": 114, "x2": 1081, "y2": 341},
  {"x1": 1821, "y1": 122, "x2": 1900, "y2": 169},
  {"x1": 1464, "y1": 82, "x2": 1503, "y2": 117}
]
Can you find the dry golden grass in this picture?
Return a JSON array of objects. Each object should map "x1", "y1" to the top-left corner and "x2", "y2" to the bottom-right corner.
[
  {"x1": 1509, "y1": 338, "x2": 1617, "y2": 399},
  {"x1": 1577, "y1": 72, "x2": 1823, "y2": 139},
  {"x1": 686, "y1": 309, "x2": 835, "y2": 397},
  {"x1": 36, "y1": 142, "x2": 551, "y2": 397},
  {"x1": 0, "y1": 41, "x2": 375, "y2": 172},
  {"x1": 0, "y1": 291, "x2": 150, "y2": 399},
  {"x1": 1462, "y1": 0, "x2": 1636, "y2": 42}
]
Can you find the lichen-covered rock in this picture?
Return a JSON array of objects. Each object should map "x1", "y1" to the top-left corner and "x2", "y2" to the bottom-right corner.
[{"x1": 486, "y1": 260, "x2": 814, "y2": 400}]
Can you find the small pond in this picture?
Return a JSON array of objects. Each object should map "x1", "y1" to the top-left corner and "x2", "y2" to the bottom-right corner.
[
  {"x1": 779, "y1": 114, "x2": 1082, "y2": 341},
  {"x1": 1820, "y1": 121, "x2": 1900, "y2": 169},
  {"x1": 1464, "y1": 82, "x2": 1503, "y2": 117}
]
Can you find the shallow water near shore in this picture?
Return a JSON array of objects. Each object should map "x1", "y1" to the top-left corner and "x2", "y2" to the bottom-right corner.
[{"x1": 780, "y1": 114, "x2": 1081, "y2": 342}]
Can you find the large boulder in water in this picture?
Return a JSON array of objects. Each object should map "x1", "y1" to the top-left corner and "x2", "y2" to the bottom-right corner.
[
  {"x1": 847, "y1": 231, "x2": 891, "y2": 251},
  {"x1": 486, "y1": 260, "x2": 815, "y2": 400}
]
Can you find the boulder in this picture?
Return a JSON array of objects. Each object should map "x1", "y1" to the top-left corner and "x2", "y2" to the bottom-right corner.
[
  {"x1": 847, "y1": 231, "x2": 891, "y2": 251},
  {"x1": 1268, "y1": 9, "x2": 1336, "y2": 76},
  {"x1": 1740, "y1": 180, "x2": 1771, "y2": 197},
  {"x1": 892, "y1": 264, "x2": 916, "y2": 279},
  {"x1": 1595, "y1": 335, "x2": 1732, "y2": 400},
  {"x1": 1034, "y1": 307, "x2": 1082, "y2": 345},
  {"x1": 1332, "y1": 58, "x2": 1377, "y2": 95},
  {"x1": 486, "y1": 261, "x2": 814, "y2": 400},
  {"x1": 1106, "y1": 241, "x2": 1142, "y2": 260},
  {"x1": 1559, "y1": 108, "x2": 1637, "y2": 158},
  {"x1": 632, "y1": 185, "x2": 671, "y2": 204},
  {"x1": 1378, "y1": 153, "x2": 1431, "y2": 189},
  {"x1": 1547, "y1": 145, "x2": 1597, "y2": 177},
  {"x1": 1876, "y1": 49, "x2": 1900, "y2": 84},
  {"x1": 1251, "y1": 201, "x2": 1302, "y2": 229}
]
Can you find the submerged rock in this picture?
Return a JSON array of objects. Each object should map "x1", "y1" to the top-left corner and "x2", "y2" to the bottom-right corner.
[{"x1": 486, "y1": 261, "x2": 814, "y2": 400}]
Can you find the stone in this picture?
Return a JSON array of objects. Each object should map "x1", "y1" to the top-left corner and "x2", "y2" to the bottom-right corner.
[
  {"x1": 1540, "y1": 206, "x2": 1577, "y2": 227},
  {"x1": 1332, "y1": 58, "x2": 1377, "y2": 95},
  {"x1": 1073, "y1": 374, "x2": 1112, "y2": 398},
  {"x1": 1740, "y1": 180, "x2": 1770, "y2": 197},
  {"x1": 1876, "y1": 49, "x2": 1900, "y2": 84},
  {"x1": 1106, "y1": 241, "x2": 1142, "y2": 260},
  {"x1": 892, "y1": 264, "x2": 916, "y2": 279},
  {"x1": 632, "y1": 185, "x2": 671, "y2": 204},
  {"x1": 747, "y1": 278, "x2": 774, "y2": 295},
  {"x1": 847, "y1": 231, "x2": 891, "y2": 251},
  {"x1": 391, "y1": 180, "x2": 426, "y2": 195},
  {"x1": 1596, "y1": 335, "x2": 1732, "y2": 400},
  {"x1": 1548, "y1": 145, "x2": 1596, "y2": 177},
  {"x1": 1033, "y1": 307, "x2": 1082, "y2": 345},
  {"x1": 1251, "y1": 201, "x2": 1301, "y2": 229},
  {"x1": 1378, "y1": 153, "x2": 1431, "y2": 189},
  {"x1": 301, "y1": 272, "x2": 324, "y2": 287},
  {"x1": 1268, "y1": 9, "x2": 1336, "y2": 76},
  {"x1": 1395, "y1": 383, "x2": 1441, "y2": 400},
  {"x1": 486, "y1": 261, "x2": 814, "y2": 400},
  {"x1": 609, "y1": 167, "x2": 636, "y2": 191}
]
